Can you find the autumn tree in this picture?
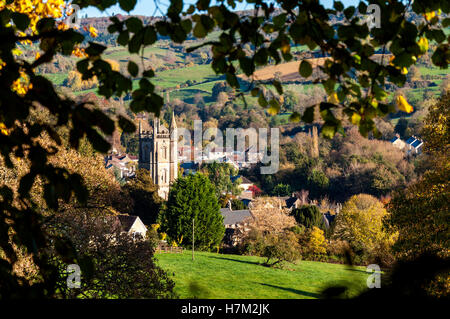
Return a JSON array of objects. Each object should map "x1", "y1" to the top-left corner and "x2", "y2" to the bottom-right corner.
[
  {"x1": 124, "y1": 169, "x2": 163, "y2": 225},
  {"x1": 248, "y1": 197, "x2": 297, "y2": 234},
  {"x1": 46, "y1": 211, "x2": 176, "y2": 299},
  {"x1": 303, "y1": 226, "x2": 328, "y2": 260},
  {"x1": 333, "y1": 194, "x2": 395, "y2": 254},
  {"x1": 387, "y1": 92, "x2": 449, "y2": 260}
]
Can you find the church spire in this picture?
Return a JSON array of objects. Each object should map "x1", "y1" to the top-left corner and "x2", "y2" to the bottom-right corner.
[{"x1": 170, "y1": 111, "x2": 177, "y2": 131}]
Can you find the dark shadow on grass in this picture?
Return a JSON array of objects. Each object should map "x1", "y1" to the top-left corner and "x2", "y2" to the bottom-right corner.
[
  {"x1": 345, "y1": 267, "x2": 371, "y2": 274},
  {"x1": 206, "y1": 255, "x2": 262, "y2": 266},
  {"x1": 259, "y1": 283, "x2": 321, "y2": 298}
]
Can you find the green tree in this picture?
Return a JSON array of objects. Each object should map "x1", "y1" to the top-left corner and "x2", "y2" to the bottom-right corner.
[
  {"x1": 124, "y1": 169, "x2": 162, "y2": 225},
  {"x1": 48, "y1": 211, "x2": 175, "y2": 298},
  {"x1": 231, "y1": 198, "x2": 245, "y2": 210},
  {"x1": 120, "y1": 132, "x2": 139, "y2": 155},
  {"x1": 271, "y1": 183, "x2": 292, "y2": 196},
  {"x1": 201, "y1": 162, "x2": 241, "y2": 198},
  {"x1": 160, "y1": 174, "x2": 224, "y2": 249},
  {"x1": 307, "y1": 169, "x2": 329, "y2": 198},
  {"x1": 291, "y1": 205, "x2": 325, "y2": 229},
  {"x1": 282, "y1": 90, "x2": 299, "y2": 112}
]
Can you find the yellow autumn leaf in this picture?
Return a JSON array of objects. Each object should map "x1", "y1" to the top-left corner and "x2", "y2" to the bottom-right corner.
[
  {"x1": 281, "y1": 40, "x2": 290, "y2": 54},
  {"x1": 351, "y1": 113, "x2": 361, "y2": 125},
  {"x1": 401, "y1": 67, "x2": 408, "y2": 75},
  {"x1": 12, "y1": 48, "x2": 22, "y2": 56},
  {"x1": 0, "y1": 123, "x2": 9, "y2": 136},
  {"x1": 417, "y1": 37, "x2": 429, "y2": 54},
  {"x1": 4, "y1": 0, "x2": 66, "y2": 35},
  {"x1": 370, "y1": 98, "x2": 378, "y2": 108},
  {"x1": 396, "y1": 95, "x2": 414, "y2": 113},
  {"x1": 389, "y1": 55, "x2": 395, "y2": 66},
  {"x1": 89, "y1": 26, "x2": 98, "y2": 38},
  {"x1": 72, "y1": 47, "x2": 86, "y2": 58},
  {"x1": 327, "y1": 92, "x2": 339, "y2": 104},
  {"x1": 424, "y1": 11, "x2": 436, "y2": 21}
]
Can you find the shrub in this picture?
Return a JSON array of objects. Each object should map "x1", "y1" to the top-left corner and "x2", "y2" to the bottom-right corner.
[
  {"x1": 239, "y1": 229, "x2": 301, "y2": 268},
  {"x1": 261, "y1": 232, "x2": 301, "y2": 267}
]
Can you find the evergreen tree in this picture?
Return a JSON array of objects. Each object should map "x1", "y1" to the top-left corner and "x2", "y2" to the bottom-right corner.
[
  {"x1": 291, "y1": 205, "x2": 325, "y2": 230},
  {"x1": 161, "y1": 173, "x2": 225, "y2": 249}
]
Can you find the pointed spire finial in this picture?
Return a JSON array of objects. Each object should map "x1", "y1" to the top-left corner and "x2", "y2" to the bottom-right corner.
[{"x1": 170, "y1": 110, "x2": 177, "y2": 130}]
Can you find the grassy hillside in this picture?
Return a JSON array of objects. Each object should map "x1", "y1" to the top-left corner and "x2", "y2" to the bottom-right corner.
[{"x1": 156, "y1": 251, "x2": 370, "y2": 299}]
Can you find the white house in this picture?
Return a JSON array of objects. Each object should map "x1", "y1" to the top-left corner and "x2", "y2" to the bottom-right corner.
[
  {"x1": 405, "y1": 136, "x2": 423, "y2": 154},
  {"x1": 117, "y1": 215, "x2": 148, "y2": 239},
  {"x1": 390, "y1": 134, "x2": 406, "y2": 150}
]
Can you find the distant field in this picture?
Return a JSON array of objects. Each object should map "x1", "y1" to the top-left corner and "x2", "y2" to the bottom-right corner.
[
  {"x1": 44, "y1": 73, "x2": 67, "y2": 86},
  {"x1": 418, "y1": 66, "x2": 448, "y2": 77},
  {"x1": 156, "y1": 251, "x2": 370, "y2": 299},
  {"x1": 241, "y1": 58, "x2": 327, "y2": 82},
  {"x1": 154, "y1": 64, "x2": 221, "y2": 88}
]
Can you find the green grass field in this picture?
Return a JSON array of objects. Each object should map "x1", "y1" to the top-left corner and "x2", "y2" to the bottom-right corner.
[{"x1": 156, "y1": 251, "x2": 370, "y2": 299}]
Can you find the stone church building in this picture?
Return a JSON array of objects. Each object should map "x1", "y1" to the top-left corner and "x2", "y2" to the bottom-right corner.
[{"x1": 138, "y1": 113, "x2": 177, "y2": 200}]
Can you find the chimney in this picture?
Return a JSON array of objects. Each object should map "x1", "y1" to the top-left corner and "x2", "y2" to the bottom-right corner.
[{"x1": 227, "y1": 199, "x2": 232, "y2": 211}]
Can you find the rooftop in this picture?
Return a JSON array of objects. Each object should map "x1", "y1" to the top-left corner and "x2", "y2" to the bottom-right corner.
[{"x1": 220, "y1": 208, "x2": 252, "y2": 226}]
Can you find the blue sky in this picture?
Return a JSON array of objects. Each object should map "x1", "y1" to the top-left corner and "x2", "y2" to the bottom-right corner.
[{"x1": 80, "y1": 0, "x2": 359, "y2": 17}]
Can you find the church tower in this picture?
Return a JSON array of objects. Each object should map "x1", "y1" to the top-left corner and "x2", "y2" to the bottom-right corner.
[{"x1": 138, "y1": 112, "x2": 178, "y2": 200}]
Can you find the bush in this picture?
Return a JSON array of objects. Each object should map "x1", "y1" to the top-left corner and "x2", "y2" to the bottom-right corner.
[
  {"x1": 262, "y1": 231, "x2": 301, "y2": 267},
  {"x1": 239, "y1": 229, "x2": 301, "y2": 268}
]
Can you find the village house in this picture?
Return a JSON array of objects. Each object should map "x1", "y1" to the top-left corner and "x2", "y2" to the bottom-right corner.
[
  {"x1": 390, "y1": 134, "x2": 407, "y2": 150},
  {"x1": 238, "y1": 191, "x2": 253, "y2": 207},
  {"x1": 405, "y1": 136, "x2": 424, "y2": 154},
  {"x1": 220, "y1": 204, "x2": 253, "y2": 247},
  {"x1": 115, "y1": 215, "x2": 148, "y2": 239},
  {"x1": 390, "y1": 134, "x2": 423, "y2": 155},
  {"x1": 104, "y1": 153, "x2": 138, "y2": 178},
  {"x1": 231, "y1": 175, "x2": 254, "y2": 192}
]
